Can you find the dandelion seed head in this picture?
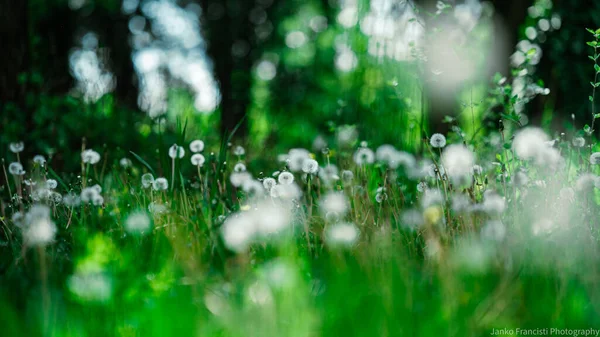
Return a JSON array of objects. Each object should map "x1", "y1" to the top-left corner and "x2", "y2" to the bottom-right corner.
[
  {"x1": 234, "y1": 163, "x2": 247, "y2": 172},
  {"x1": 168, "y1": 144, "x2": 185, "y2": 159},
  {"x1": 190, "y1": 140, "x2": 205, "y2": 153},
  {"x1": 242, "y1": 179, "x2": 264, "y2": 196},
  {"x1": 341, "y1": 170, "x2": 353, "y2": 183},
  {"x1": 325, "y1": 222, "x2": 359, "y2": 246},
  {"x1": 46, "y1": 179, "x2": 58, "y2": 189},
  {"x1": 421, "y1": 188, "x2": 444, "y2": 208},
  {"x1": 33, "y1": 155, "x2": 46, "y2": 165},
  {"x1": 287, "y1": 148, "x2": 310, "y2": 172},
  {"x1": 302, "y1": 159, "x2": 319, "y2": 174},
  {"x1": 441, "y1": 144, "x2": 475, "y2": 185},
  {"x1": 92, "y1": 194, "x2": 104, "y2": 206},
  {"x1": 590, "y1": 152, "x2": 600, "y2": 165},
  {"x1": 270, "y1": 183, "x2": 302, "y2": 200},
  {"x1": 9, "y1": 142, "x2": 24, "y2": 153},
  {"x1": 221, "y1": 214, "x2": 256, "y2": 252},
  {"x1": 120, "y1": 158, "x2": 132, "y2": 168},
  {"x1": 63, "y1": 193, "x2": 81, "y2": 207},
  {"x1": 148, "y1": 202, "x2": 168, "y2": 215},
  {"x1": 253, "y1": 202, "x2": 291, "y2": 236},
  {"x1": 233, "y1": 145, "x2": 245, "y2": 156},
  {"x1": 262, "y1": 177, "x2": 277, "y2": 191},
  {"x1": 513, "y1": 171, "x2": 529, "y2": 187},
  {"x1": 125, "y1": 211, "x2": 152, "y2": 235},
  {"x1": 319, "y1": 164, "x2": 340, "y2": 184},
  {"x1": 141, "y1": 173, "x2": 154, "y2": 188},
  {"x1": 81, "y1": 187, "x2": 99, "y2": 203},
  {"x1": 375, "y1": 192, "x2": 387, "y2": 203},
  {"x1": 430, "y1": 133, "x2": 447, "y2": 148},
  {"x1": 353, "y1": 147, "x2": 375, "y2": 165},
  {"x1": 572, "y1": 137, "x2": 585, "y2": 148},
  {"x1": 230, "y1": 172, "x2": 252, "y2": 187},
  {"x1": 23, "y1": 204, "x2": 56, "y2": 246},
  {"x1": 481, "y1": 192, "x2": 506, "y2": 214},
  {"x1": 8, "y1": 162, "x2": 24, "y2": 175},
  {"x1": 82, "y1": 149, "x2": 101, "y2": 164},
  {"x1": 68, "y1": 272, "x2": 112, "y2": 303},
  {"x1": 191, "y1": 153, "x2": 206, "y2": 167},
  {"x1": 278, "y1": 171, "x2": 294, "y2": 185},
  {"x1": 400, "y1": 209, "x2": 424, "y2": 230},
  {"x1": 575, "y1": 173, "x2": 598, "y2": 192},
  {"x1": 152, "y1": 177, "x2": 169, "y2": 191},
  {"x1": 320, "y1": 192, "x2": 349, "y2": 215},
  {"x1": 513, "y1": 127, "x2": 561, "y2": 168}
]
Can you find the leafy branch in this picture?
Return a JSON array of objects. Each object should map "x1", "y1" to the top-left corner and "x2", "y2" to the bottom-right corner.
[{"x1": 586, "y1": 28, "x2": 600, "y2": 133}]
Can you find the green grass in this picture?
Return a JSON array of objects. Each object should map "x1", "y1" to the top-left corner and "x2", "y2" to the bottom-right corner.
[{"x1": 2, "y1": 126, "x2": 600, "y2": 337}]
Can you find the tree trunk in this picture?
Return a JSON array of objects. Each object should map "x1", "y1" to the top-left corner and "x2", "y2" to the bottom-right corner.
[
  {"x1": 201, "y1": 0, "x2": 252, "y2": 138},
  {"x1": 0, "y1": 0, "x2": 30, "y2": 107}
]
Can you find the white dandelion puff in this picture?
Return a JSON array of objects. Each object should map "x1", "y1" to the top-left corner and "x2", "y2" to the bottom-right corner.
[
  {"x1": 81, "y1": 149, "x2": 101, "y2": 164},
  {"x1": 572, "y1": 137, "x2": 585, "y2": 148},
  {"x1": 221, "y1": 214, "x2": 256, "y2": 252},
  {"x1": 441, "y1": 144, "x2": 475, "y2": 185},
  {"x1": 325, "y1": 222, "x2": 359, "y2": 246},
  {"x1": 353, "y1": 147, "x2": 375, "y2": 165},
  {"x1": 141, "y1": 173, "x2": 154, "y2": 188},
  {"x1": 168, "y1": 144, "x2": 185, "y2": 159},
  {"x1": 189, "y1": 140, "x2": 205, "y2": 153},
  {"x1": 8, "y1": 162, "x2": 24, "y2": 175},
  {"x1": 191, "y1": 154, "x2": 206, "y2": 167},
  {"x1": 9, "y1": 142, "x2": 24, "y2": 153},
  {"x1": 262, "y1": 177, "x2": 277, "y2": 191},
  {"x1": 230, "y1": 172, "x2": 252, "y2": 187},
  {"x1": 152, "y1": 177, "x2": 169, "y2": 191},
  {"x1": 302, "y1": 159, "x2": 319, "y2": 174},
  {"x1": 33, "y1": 155, "x2": 46, "y2": 165},
  {"x1": 590, "y1": 152, "x2": 600, "y2": 165},
  {"x1": 320, "y1": 192, "x2": 349, "y2": 216},
  {"x1": 341, "y1": 170, "x2": 353, "y2": 183},
  {"x1": 80, "y1": 187, "x2": 99, "y2": 203},
  {"x1": 46, "y1": 179, "x2": 58, "y2": 189},
  {"x1": 233, "y1": 145, "x2": 245, "y2": 156},
  {"x1": 24, "y1": 217, "x2": 56, "y2": 246},
  {"x1": 286, "y1": 148, "x2": 310, "y2": 172},
  {"x1": 119, "y1": 158, "x2": 132, "y2": 168},
  {"x1": 278, "y1": 172, "x2": 294, "y2": 185},
  {"x1": 234, "y1": 163, "x2": 247, "y2": 172},
  {"x1": 429, "y1": 134, "x2": 446, "y2": 148},
  {"x1": 125, "y1": 211, "x2": 152, "y2": 235}
]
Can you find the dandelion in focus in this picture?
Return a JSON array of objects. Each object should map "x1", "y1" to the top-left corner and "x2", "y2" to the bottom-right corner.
[
  {"x1": 168, "y1": 144, "x2": 185, "y2": 159},
  {"x1": 430, "y1": 133, "x2": 447, "y2": 148},
  {"x1": 190, "y1": 140, "x2": 205, "y2": 153}
]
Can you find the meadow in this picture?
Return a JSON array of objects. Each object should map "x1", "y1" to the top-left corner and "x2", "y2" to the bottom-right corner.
[{"x1": 3, "y1": 0, "x2": 600, "y2": 336}]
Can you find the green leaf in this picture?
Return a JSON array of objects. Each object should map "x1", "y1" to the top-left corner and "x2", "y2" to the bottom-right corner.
[
  {"x1": 587, "y1": 41, "x2": 598, "y2": 47},
  {"x1": 595, "y1": 64, "x2": 600, "y2": 73},
  {"x1": 130, "y1": 151, "x2": 155, "y2": 175},
  {"x1": 587, "y1": 28, "x2": 596, "y2": 34},
  {"x1": 594, "y1": 113, "x2": 600, "y2": 119},
  {"x1": 596, "y1": 28, "x2": 600, "y2": 35},
  {"x1": 584, "y1": 124, "x2": 591, "y2": 133},
  {"x1": 590, "y1": 96, "x2": 595, "y2": 102}
]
